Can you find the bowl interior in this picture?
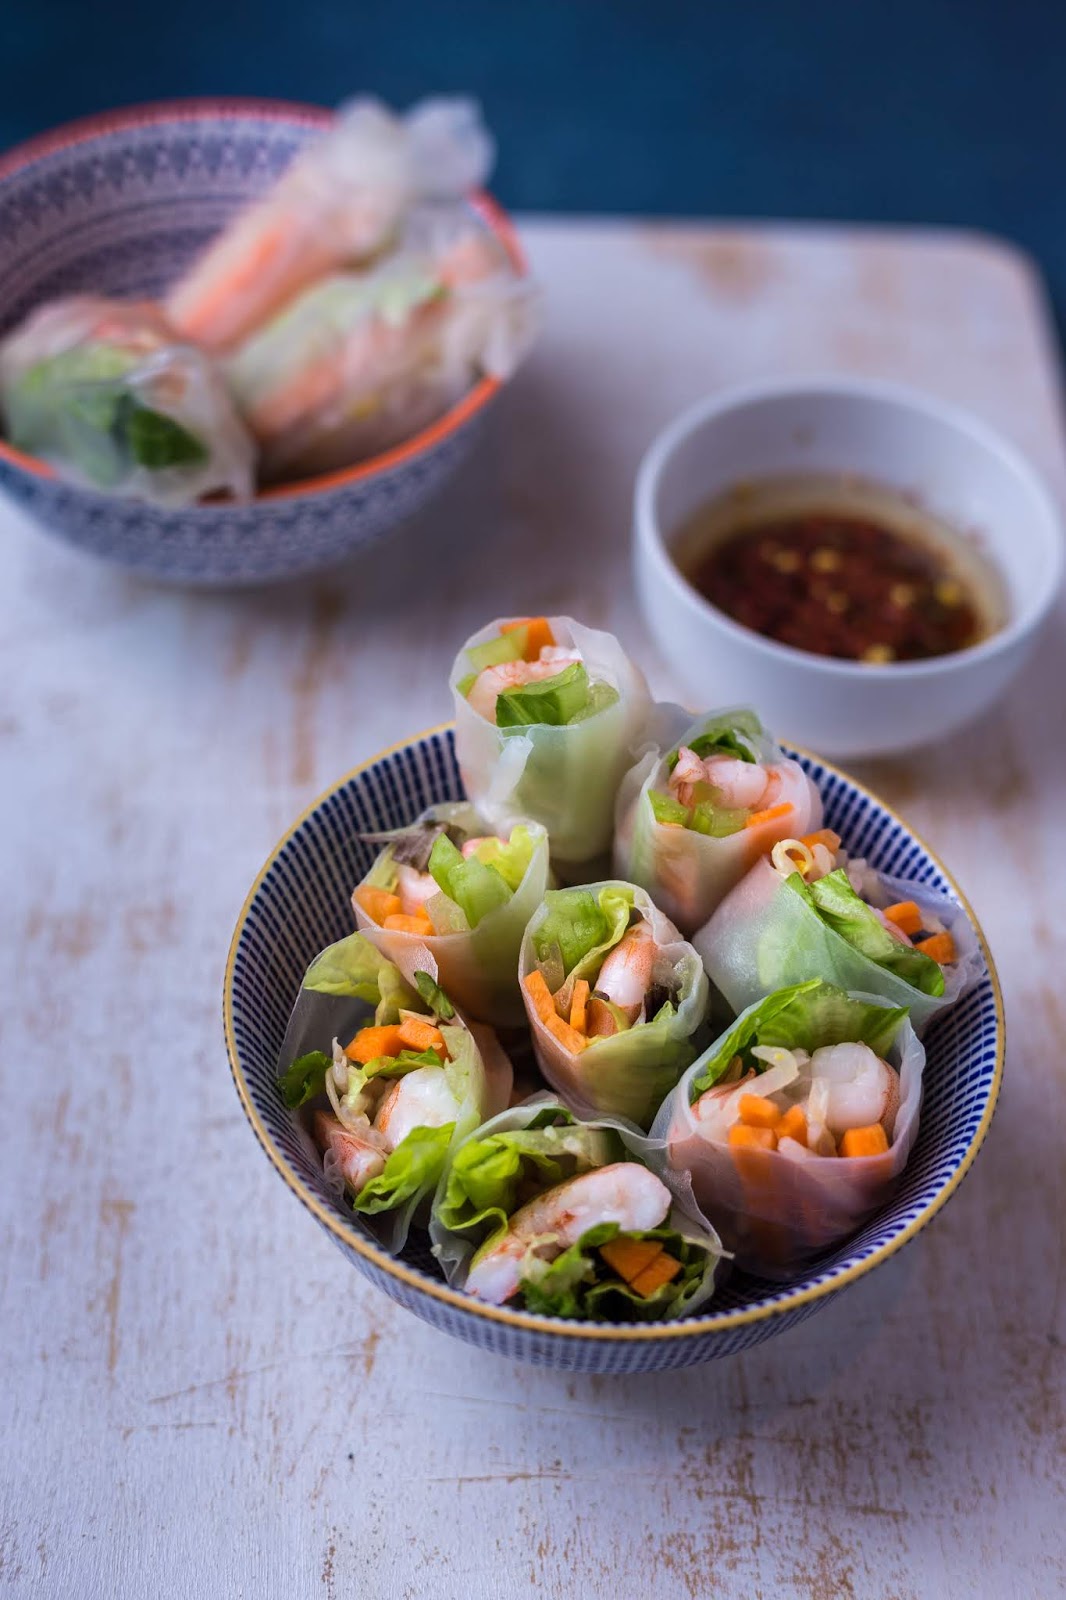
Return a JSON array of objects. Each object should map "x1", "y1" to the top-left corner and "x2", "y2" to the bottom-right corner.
[
  {"x1": 226, "y1": 726, "x2": 1001, "y2": 1338},
  {"x1": 648, "y1": 383, "x2": 1063, "y2": 636}
]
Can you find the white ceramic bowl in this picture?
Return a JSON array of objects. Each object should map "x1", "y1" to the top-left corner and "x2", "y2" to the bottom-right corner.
[{"x1": 634, "y1": 377, "x2": 1064, "y2": 757}]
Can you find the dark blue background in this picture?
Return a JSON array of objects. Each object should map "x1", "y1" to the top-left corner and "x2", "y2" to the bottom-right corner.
[{"x1": 6, "y1": 0, "x2": 1063, "y2": 315}]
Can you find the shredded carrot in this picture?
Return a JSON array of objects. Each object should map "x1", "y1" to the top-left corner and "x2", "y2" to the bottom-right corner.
[
  {"x1": 353, "y1": 885, "x2": 404, "y2": 925},
  {"x1": 916, "y1": 931, "x2": 956, "y2": 965},
  {"x1": 775, "y1": 1105, "x2": 808, "y2": 1147},
  {"x1": 839, "y1": 1124, "x2": 890, "y2": 1158},
  {"x1": 746, "y1": 802, "x2": 793, "y2": 830},
  {"x1": 523, "y1": 969, "x2": 557, "y2": 1025},
  {"x1": 397, "y1": 1017, "x2": 446, "y2": 1054},
  {"x1": 599, "y1": 1237, "x2": 663, "y2": 1284},
  {"x1": 738, "y1": 1093, "x2": 780, "y2": 1129},
  {"x1": 883, "y1": 900, "x2": 923, "y2": 937},
  {"x1": 345, "y1": 1024, "x2": 405, "y2": 1064},
  {"x1": 729, "y1": 1124, "x2": 777, "y2": 1152},
  {"x1": 801, "y1": 828, "x2": 842, "y2": 852},
  {"x1": 569, "y1": 978, "x2": 590, "y2": 1035},
  {"x1": 382, "y1": 913, "x2": 434, "y2": 935},
  {"x1": 501, "y1": 615, "x2": 555, "y2": 660},
  {"x1": 630, "y1": 1253, "x2": 683, "y2": 1298}
]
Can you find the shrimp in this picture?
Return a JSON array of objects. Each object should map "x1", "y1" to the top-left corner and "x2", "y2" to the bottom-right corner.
[
  {"x1": 315, "y1": 1111, "x2": 388, "y2": 1193},
  {"x1": 466, "y1": 651, "x2": 581, "y2": 722},
  {"x1": 595, "y1": 922, "x2": 656, "y2": 1021},
  {"x1": 670, "y1": 748, "x2": 772, "y2": 812},
  {"x1": 464, "y1": 1163, "x2": 671, "y2": 1304},
  {"x1": 394, "y1": 863, "x2": 439, "y2": 917},
  {"x1": 373, "y1": 1066, "x2": 461, "y2": 1150},
  {"x1": 809, "y1": 1043, "x2": 900, "y2": 1135}
]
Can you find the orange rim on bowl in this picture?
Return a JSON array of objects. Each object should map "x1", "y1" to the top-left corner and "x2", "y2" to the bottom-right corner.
[
  {"x1": 222, "y1": 721, "x2": 1005, "y2": 1344},
  {"x1": 0, "y1": 98, "x2": 527, "y2": 501}
]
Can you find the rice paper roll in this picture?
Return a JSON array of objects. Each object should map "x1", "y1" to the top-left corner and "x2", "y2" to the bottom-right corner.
[
  {"x1": 696, "y1": 831, "x2": 981, "y2": 1032},
  {"x1": 613, "y1": 707, "x2": 823, "y2": 934},
  {"x1": 225, "y1": 228, "x2": 535, "y2": 481},
  {"x1": 352, "y1": 803, "x2": 550, "y2": 1028},
  {"x1": 430, "y1": 1097, "x2": 723, "y2": 1319},
  {"x1": 651, "y1": 979, "x2": 924, "y2": 1279},
  {"x1": 451, "y1": 616, "x2": 652, "y2": 877},
  {"x1": 518, "y1": 881, "x2": 708, "y2": 1128},
  {"x1": 277, "y1": 932, "x2": 511, "y2": 1254},
  {"x1": 0, "y1": 296, "x2": 254, "y2": 504},
  {"x1": 167, "y1": 97, "x2": 494, "y2": 352}
]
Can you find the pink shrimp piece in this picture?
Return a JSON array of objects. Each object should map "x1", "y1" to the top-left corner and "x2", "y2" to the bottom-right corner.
[
  {"x1": 394, "y1": 863, "x2": 439, "y2": 917},
  {"x1": 314, "y1": 1111, "x2": 387, "y2": 1194},
  {"x1": 595, "y1": 922, "x2": 656, "y2": 1022},
  {"x1": 466, "y1": 652, "x2": 580, "y2": 722},
  {"x1": 670, "y1": 748, "x2": 772, "y2": 812}
]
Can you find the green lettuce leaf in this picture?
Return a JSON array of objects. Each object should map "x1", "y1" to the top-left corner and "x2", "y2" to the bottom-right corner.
[
  {"x1": 787, "y1": 870, "x2": 946, "y2": 998},
  {"x1": 302, "y1": 932, "x2": 417, "y2": 1022},
  {"x1": 352, "y1": 1123, "x2": 455, "y2": 1215},
  {"x1": 428, "y1": 833, "x2": 512, "y2": 927},
  {"x1": 465, "y1": 824, "x2": 537, "y2": 892},
  {"x1": 690, "y1": 978, "x2": 908, "y2": 1097},
  {"x1": 532, "y1": 885, "x2": 633, "y2": 979},
  {"x1": 518, "y1": 1221, "x2": 714, "y2": 1321},
  {"x1": 359, "y1": 1046, "x2": 443, "y2": 1080},
  {"x1": 666, "y1": 709, "x2": 763, "y2": 771},
  {"x1": 495, "y1": 662, "x2": 593, "y2": 727},
  {"x1": 465, "y1": 630, "x2": 526, "y2": 673},
  {"x1": 278, "y1": 1049, "x2": 331, "y2": 1108}
]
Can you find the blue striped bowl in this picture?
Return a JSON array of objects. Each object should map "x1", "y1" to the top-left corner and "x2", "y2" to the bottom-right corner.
[{"x1": 223, "y1": 726, "x2": 1003, "y2": 1371}]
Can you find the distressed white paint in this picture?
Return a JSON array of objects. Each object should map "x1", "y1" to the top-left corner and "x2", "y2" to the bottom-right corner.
[{"x1": 1, "y1": 222, "x2": 1065, "y2": 1600}]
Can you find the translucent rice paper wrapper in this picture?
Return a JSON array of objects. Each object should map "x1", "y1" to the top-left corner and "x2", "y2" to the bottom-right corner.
[
  {"x1": 167, "y1": 97, "x2": 495, "y2": 352},
  {"x1": 278, "y1": 936, "x2": 512, "y2": 1255},
  {"x1": 695, "y1": 855, "x2": 982, "y2": 1033},
  {"x1": 613, "y1": 706, "x2": 823, "y2": 935},
  {"x1": 429, "y1": 1094, "x2": 724, "y2": 1317},
  {"x1": 650, "y1": 993, "x2": 924, "y2": 1280},
  {"x1": 226, "y1": 226, "x2": 536, "y2": 482},
  {"x1": 451, "y1": 617, "x2": 653, "y2": 877},
  {"x1": 519, "y1": 882, "x2": 709, "y2": 1128},
  {"x1": 0, "y1": 296, "x2": 255, "y2": 504},
  {"x1": 353, "y1": 803, "x2": 550, "y2": 1028}
]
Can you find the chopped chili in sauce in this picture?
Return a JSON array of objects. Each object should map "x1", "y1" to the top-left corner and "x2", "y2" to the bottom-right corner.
[{"x1": 683, "y1": 496, "x2": 991, "y2": 663}]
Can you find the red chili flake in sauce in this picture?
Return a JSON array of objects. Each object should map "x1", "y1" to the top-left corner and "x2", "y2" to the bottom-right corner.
[{"x1": 689, "y1": 512, "x2": 983, "y2": 662}]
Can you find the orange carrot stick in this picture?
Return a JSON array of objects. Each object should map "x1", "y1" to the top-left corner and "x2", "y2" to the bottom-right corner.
[
  {"x1": 883, "y1": 900, "x2": 923, "y2": 936},
  {"x1": 915, "y1": 931, "x2": 956, "y2": 964},
  {"x1": 746, "y1": 802, "x2": 793, "y2": 830}
]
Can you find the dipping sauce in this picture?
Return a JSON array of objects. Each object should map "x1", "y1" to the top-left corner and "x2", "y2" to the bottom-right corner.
[{"x1": 677, "y1": 475, "x2": 1003, "y2": 664}]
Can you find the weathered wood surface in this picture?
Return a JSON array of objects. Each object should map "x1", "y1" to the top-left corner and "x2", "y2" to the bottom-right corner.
[{"x1": 2, "y1": 223, "x2": 1064, "y2": 1599}]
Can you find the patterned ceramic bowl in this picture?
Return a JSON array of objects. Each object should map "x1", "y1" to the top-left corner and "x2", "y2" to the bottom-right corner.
[
  {"x1": 0, "y1": 101, "x2": 524, "y2": 587},
  {"x1": 223, "y1": 726, "x2": 1003, "y2": 1373}
]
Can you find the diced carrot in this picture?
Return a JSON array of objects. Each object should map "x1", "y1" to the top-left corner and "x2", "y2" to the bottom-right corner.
[
  {"x1": 599, "y1": 1236, "x2": 663, "y2": 1284},
  {"x1": 746, "y1": 802, "x2": 793, "y2": 830},
  {"x1": 883, "y1": 900, "x2": 923, "y2": 937},
  {"x1": 839, "y1": 1124, "x2": 890, "y2": 1158},
  {"x1": 345, "y1": 1024, "x2": 405, "y2": 1064},
  {"x1": 523, "y1": 969, "x2": 557, "y2": 1025},
  {"x1": 630, "y1": 1253, "x2": 683, "y2": 1298},
  {"x1": 801, "y1": 828, "x2": 842, "y2": 852},
  {"x1": 501, "y1": 615, "x2": 555, "y2": 660},
  {"x1": 382, "y1": 913, "x2": 434, "y2": 935},
  {"x1": 544, "y1": 1012, "x2": 589, "y2": 1054},
  {"x1": 396, "y1": 1017, "x2": 446, "y2": 1055},
  {"x1": 569, "y1": 978, "x2": 590, "y2": 1035},
  {"x1": 915, "y1": 931, "x2": 956, "y2": 965},
  {"x1": 775, "y1": 1105, "x2": 808, "y2": 1146},
  {"x1": 738, "y1": 1093, "x2": 780, "y2": 1129},
  {"x1": 353, "y1": 885, "x2": 404, "y2": 925},
  {"x1": 728, "y1": 1124, "x2": 777, "y2": 1152}
]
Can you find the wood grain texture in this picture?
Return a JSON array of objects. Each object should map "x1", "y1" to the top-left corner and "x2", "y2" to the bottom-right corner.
[{"x1": 1, "y1": 223, "x2": 1064, "y2": 1600}]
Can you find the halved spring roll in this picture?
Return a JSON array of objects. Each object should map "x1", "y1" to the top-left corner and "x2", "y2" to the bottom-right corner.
[
  {"x1": 451, "y1": 615, "x2": 652, "y2": 878},
  {"x1": 613, "y1": 707, "x2": 823, "y2": 934},
  {"x1": 695, "y1": 830, "x2": 982, "y2": 1032},
  {"x1": 429, "y1": 1097, "x2": 723, "y2": 1319},
  {"x1": 352, "y1": 803, "x2": 550, "y2": 1028},
  {"x1": 650, "y1": 978, "x2": 924, "y2": 1279},
  {"x1": 277, "y1": 932, "x2": 511, "y2": 1254},
  {"x1": 518, "y1": 881, "x2": 708, "y2": 1129}
]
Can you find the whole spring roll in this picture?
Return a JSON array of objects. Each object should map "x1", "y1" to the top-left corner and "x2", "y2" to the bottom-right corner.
[
  {"x1": 226, "y1": 228, "x2": 535, "y2": 482},
  {"x1": 651, "y1": 978, "x2": 924, "y2": 1279},
  {"x1": 0, "y1": 296, "x2": 254, "y2": 503},
  {"x1": 696, "y1": 830, "x2": 981, "y2": 1032},
  {"x1": 518, "y1": 881, "x2": 708, "y2": 1128},
  {"x1": 352, "y1": 803, "x2": 550, "y2": 1028},
  {"x1": 277, "y1": 932, "x2": 511, "y2": 1254},
  {"x1": 614, "y1": 707, "x2": 823, "y2": 934},
  {"x1": 167, "y1": 97, "x2": 494, "y2": 352},
  {"x1": 429, "y1": 1097, "x2": 723, "y2": 1319},
  {"x1": 451, "y1": 615, "x2": 652, "y2": 877}
]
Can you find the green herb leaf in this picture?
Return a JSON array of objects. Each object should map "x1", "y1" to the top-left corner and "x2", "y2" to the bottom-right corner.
[
  {"x1": 413, "y1": 969, "x2": 456, "y2": 1020},
  {"x1": 277, "y1": 1049, "x2": 331, "y2": 1108},
  {"x1": 495, "y1": 662, "x2": 592, "y2": 727}
]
